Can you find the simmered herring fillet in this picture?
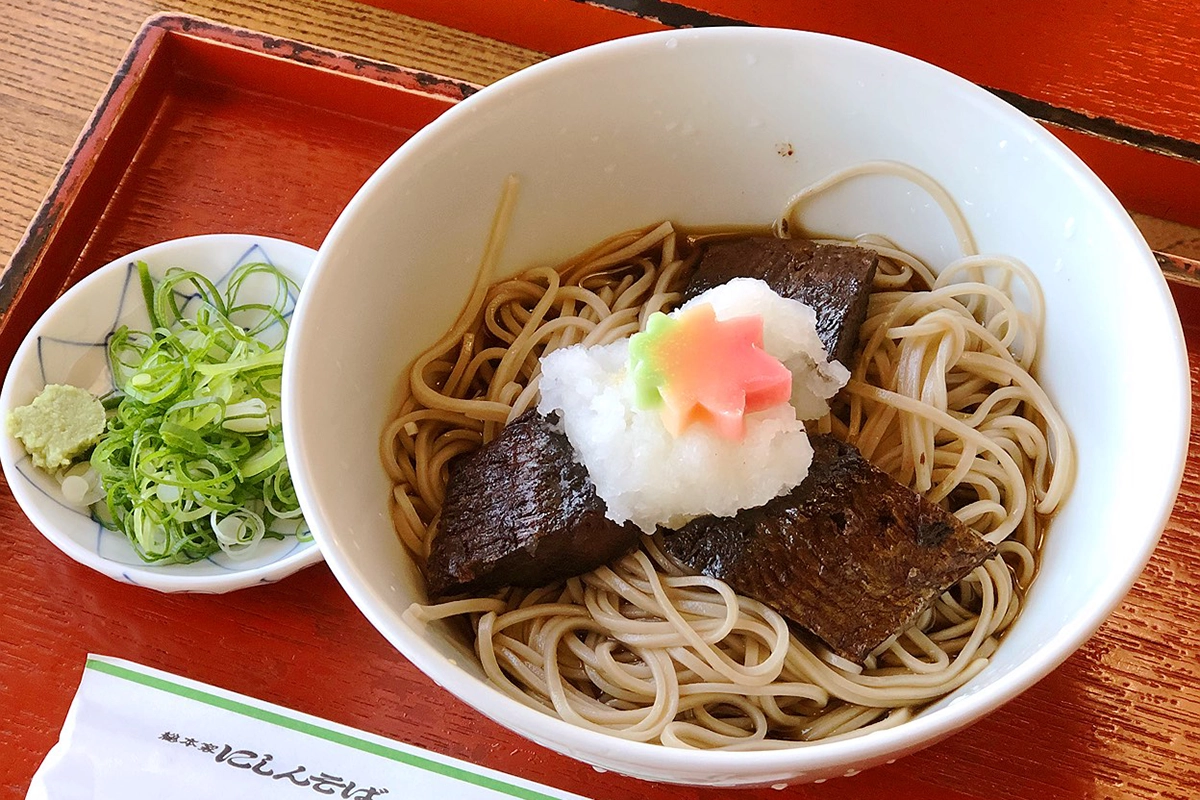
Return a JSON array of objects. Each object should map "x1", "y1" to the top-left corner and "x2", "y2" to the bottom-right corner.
[
  {"x1": 426, "y1": 411, "x2": 642, "y2": 599},
  {"x1": 682, "y1": 237, "x2": 878, "y2": 368},
  {"x1": 661, "y1": 434, "x2": 996, "y2": 662}
]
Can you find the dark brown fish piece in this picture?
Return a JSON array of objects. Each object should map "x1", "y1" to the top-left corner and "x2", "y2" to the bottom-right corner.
[
  {"x1": 660, "y1": 434, "x2": 996, "y2": 662},
  {"x1": 426, "y1": 411, "x2": 642, "y2": 599},
  {"x1": 684, "y1": 237, "x2": 878, "y2": 368}
]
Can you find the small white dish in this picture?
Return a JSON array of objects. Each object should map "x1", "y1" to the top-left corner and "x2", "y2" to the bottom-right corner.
[{"x1": 1, "y1": 234, "x2": 323, "y2": 593}]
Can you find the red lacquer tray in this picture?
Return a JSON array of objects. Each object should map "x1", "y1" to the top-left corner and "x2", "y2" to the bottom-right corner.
[{"x1": 2, "y1": 14, "x2": 1199, "y2": 800}]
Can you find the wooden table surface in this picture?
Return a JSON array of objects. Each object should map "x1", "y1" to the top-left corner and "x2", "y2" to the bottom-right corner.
[{"x1": 2, "y1": 2, "x2": 1199, "y2": 799}]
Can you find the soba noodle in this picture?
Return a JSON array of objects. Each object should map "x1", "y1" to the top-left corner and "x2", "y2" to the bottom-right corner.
[{"x1": 382, "y1": 164, "x2": 1074, "y2": 748}]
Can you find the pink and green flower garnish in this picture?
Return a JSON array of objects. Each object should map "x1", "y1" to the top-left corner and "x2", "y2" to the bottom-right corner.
[{"x1": 628, "y1": 304, "x2": 792, "y2": 439}]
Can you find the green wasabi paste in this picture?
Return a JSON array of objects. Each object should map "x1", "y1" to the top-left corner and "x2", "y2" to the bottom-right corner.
[{"x1": 7, "y1": 384, "x2": 105, "y2": 470}]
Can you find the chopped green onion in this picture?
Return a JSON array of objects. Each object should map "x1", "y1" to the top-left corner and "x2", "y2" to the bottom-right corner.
[
  {"x1": 61, "y1": 475, "x2": 90, "y2": 505},
  {"x1": 90, "y1": 260, "x2": 309, "y2": 563},
  {"x1": 211, "y1": 508, "x2": 266, "y2": 559}
]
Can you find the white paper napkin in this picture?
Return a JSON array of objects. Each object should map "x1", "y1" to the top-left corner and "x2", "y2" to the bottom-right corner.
[{"x1": 28, "y1": 655, "x2": 592, "y2": 800}]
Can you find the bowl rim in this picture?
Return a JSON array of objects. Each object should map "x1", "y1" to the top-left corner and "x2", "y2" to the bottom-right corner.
[
  {"x1": 1, "y1": 233, "x2": 325, "y2": 594},
  {"x1": 286, "y1": 26, "x2": 1191, "y2": 777}
]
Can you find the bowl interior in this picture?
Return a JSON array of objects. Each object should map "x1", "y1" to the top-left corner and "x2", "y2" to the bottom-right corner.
[
  {"x1": 1, "y1": 234, "x2": 323, "y2": 594},
  {"x1": 285, "y1": 28, "x2": 1189, "y2": 784}
]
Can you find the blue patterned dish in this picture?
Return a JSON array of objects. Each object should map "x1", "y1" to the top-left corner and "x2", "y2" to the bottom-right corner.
[{"x1": 0, "y1": 234, "x2": 323, "y2": 593}]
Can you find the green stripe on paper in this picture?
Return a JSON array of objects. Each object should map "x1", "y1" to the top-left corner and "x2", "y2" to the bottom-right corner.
[{"x1": 85, "y1": 657, "x2": 566, "y2": 800}]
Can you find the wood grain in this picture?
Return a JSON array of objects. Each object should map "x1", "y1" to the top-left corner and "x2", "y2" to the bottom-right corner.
[{"x1": 1, "y1": 5, "x2": 1199, "y2": 800}]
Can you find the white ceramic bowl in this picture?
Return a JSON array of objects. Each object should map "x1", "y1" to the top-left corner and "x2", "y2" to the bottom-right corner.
[
  {"x1": 284, "y1": 29, "x2": 1190, "y2": 785},
  {"x1": 1, "y1": 234, "x2": 323, "y2": 593}
]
